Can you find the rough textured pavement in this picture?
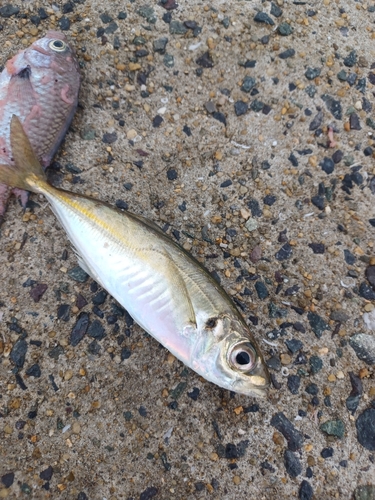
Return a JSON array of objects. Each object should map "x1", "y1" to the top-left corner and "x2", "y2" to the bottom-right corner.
[{"x1": 1, "y1": 1, "x2": 375, "y2": 499}]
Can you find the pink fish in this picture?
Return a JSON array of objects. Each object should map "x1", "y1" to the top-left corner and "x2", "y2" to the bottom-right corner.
[{"x1": 0, "y1": 30, "x2": 80, "y2": 221}]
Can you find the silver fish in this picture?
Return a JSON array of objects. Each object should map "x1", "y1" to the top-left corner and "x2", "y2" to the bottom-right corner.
[
  {"x1": 0, "y1": 116, "x2": 270, "y2": 397},
  {"x1": 0, "y1": 31, "x2": 80, "y2": 220}
]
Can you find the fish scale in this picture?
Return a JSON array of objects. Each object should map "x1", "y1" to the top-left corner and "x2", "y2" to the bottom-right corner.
[{"x1": 0, "y1": 116, "x2": 270, "y2": 397}]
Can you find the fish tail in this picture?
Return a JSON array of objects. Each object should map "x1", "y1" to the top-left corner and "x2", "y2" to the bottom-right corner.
[{"x1": 0, "y1": 115, "x2": 47, "y2": 194}]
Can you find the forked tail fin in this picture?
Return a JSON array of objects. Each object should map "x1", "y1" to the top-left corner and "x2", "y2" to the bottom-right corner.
[{"x1": 0, "y1": 115, "x2": 47, "y2": 193}]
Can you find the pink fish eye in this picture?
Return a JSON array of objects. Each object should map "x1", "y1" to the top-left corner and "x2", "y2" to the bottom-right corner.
[{"x1": 48, "y1": 40, "x2": 67, "y2": 52}]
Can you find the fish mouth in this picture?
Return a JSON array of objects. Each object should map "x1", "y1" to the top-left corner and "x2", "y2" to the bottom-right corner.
[{"x1": 231, "y1": 359, "x2": 271, "y2": 397}]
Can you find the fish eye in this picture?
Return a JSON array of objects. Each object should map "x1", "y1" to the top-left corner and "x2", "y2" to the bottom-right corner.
[
  {"x1": 49, "y1": 40, "x2": 67, "y2": 52},
  {"x1": 229, "y1": 343, "x2": 256, "y2": 372}
]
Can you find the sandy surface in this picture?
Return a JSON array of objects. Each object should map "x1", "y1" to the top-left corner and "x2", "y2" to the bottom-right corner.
[{"x1": 1, "y1": 0, "x2": 375, "y2": 499}]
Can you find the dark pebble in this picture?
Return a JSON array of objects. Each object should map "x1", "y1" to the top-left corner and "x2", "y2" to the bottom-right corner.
[
  {"x1": 356, "y1": 408, "x2": 375, "y2": 450},
  {"x1": 138, "y1": 406, "x2": 147, "y2": 417},
  {"x1": 320, "y1": 419, "x2": 345, "y2": 439},
  {"x1": 278, "y1": 22, "x2": 293, "y2": 36},
  {"x1": 92, "y1": 306, "x2": 104, "y2": 319},
  {"x1": 162, "y1": 11, "x2": 172, "y2": 23},
  {"x1": 332, "y1": 149, "x2": 343, "y2": 163},
  {"x1": 329, "y1": 310, "x2": 349, "y2": 322},
  {"x1": 153, "y1": 37, "x2": 169, "y2": 55},
  {"x1": 0, "y1": 5, "x2": 20, "y2": 17},
  {"x1": 10, "y1": 339, "x2": 28, "y2": 368},
  {"x1": 48, "y1": 345, "x2": 64, "y2": 360},
  {"x1": 255, "y1": 281, "x2": 269, "y2": 299},
  {"x1": 118, "y1": 11, "x2": 127, "y2": 20},
  {"x1": 195, "y1": 482, "x2": 205, "y2": 492},
  {"x1": 322, "y1": 94, "x2": 342, "y2": 120},
  {"x1": 102, "y1": 132, "x2": 117, "y2": 144},
  {"x1": 57, "y1": 304, "x2": 71, "y2": 321},
  {"x1": 266, "y1": 355, "x2": 281, "y2": 371},
  {"x1": 370, "y1": 219, "x2": 375, "y2": 227},
  {"x1": 26, "y1": 364, "x2": 41, "y2": 378},
  {"x1": 70, "y1": 312, "x2": 89, "y2": 347},
  {"x1": 284, "y1": 450, "x2": 302, "y2": 477},
  {"x1": 254, "y1": 12, "x2": 275, "y2": 25},
  {"x1": 309, "y1": 111, "x2": 323, "y2": 131},
  {"x1": 183, "y1": 125, "x2": 192, "y2": 136},
  {"x1": 311, "y1": 195, "x2": 325, "y2": 210},
  {"x1": 92, "y1": 290, "x2": 107, "y2": 306},
  {"x1": 169, "y1": 20, "x2": 187, "y2": 34},
  {"x1": 275, "y1": 243, "x2": 292, "y2": 261},
  {"x1": 344, "y1": 50, "x2": 357, "y2": 67},
  {"x1": 167, "y1": 168, "x2": 177, "y2": 180},
  {"x1": 30, "y1": 283, "x2": 48, "y2": 303},
  {"x1": 140, "y1": 487, "x2": 158, "y2": 500},
  {"x1": 350, "y1": 334, "x2": 375, "y2": 365},
  {"x1": 100, "y1": 13, "x2": 113, "y2": 23},
  {"x1": 152, "y1": 115, "x2": 163, "y2": 128},
  {"x1": 346, "y1": 372, "x2": 362, "y2": 414},
  {"x1": 305, "y1": 383, "x2": 318, "y2": 395},
  {"x1": 121, "y1": 347, "x2": 131, "y2": 360},
  {"x1": 212, "y1": 111, "x2": 226, "y2": 125},
  {"x1": 87, "y1": 340, "x2": 100, "y2": 355},
  {"x1": 187, "y1": 387, "x2": 200, "y2": 401},
  {"x1": 1, "y1": 472, "x2": 14, "y2": 488},
  {"x1": 299, "y1": 480, "x2": 313, "y2": 500},
  {"x1": 288, "y1": 152, "x2": 298, "y2": 166},
  {"x1": 305, "y1": 67, "x2": 321, "y2": 80},
  {"x1": 285, "y1": 339, "x2": 303, "y2": 354},
  {"x1": 321, "y1": 447, "x2": 334, "y2": 458},
  {"x1": 366, "y1": 266, "x2": 375, "y2": 288},
  {"x1": 353, "y1": 485, "x2": 375, "y2": 500},
  {"x1": 307, "y1": 312, "x2": 329, "y2": 338},
  {"x1": 309, "y1": 355, "x2": 323, "y2": 374},
  {"x1": 38, "y1": 7, "x2": 48, "y2": 20},
  {"x1": 116, "y1": 200, "x2": 128, "y2": 211},
  {"x1": 339, "y1": 460, "x2": 348, "y2": 468},
  {"x1": 263, "y1": 194, "x2": 276, "y2": 206},
  {"x1": 16, "y1": 373, "x2": 27, "y2": 390},
  {"x1": 247, "y1": 198, "x2": 262, "y2": 217},
  {"x1": 58, "y1": 16, "x2": 70, "y2": 31},
  {"x1": 39, "y1": 466, "x2": 53, "y2": 481},
  {"x1": 308, "y1": 243, "x2": 325, "y2": 254},
  {"x1": 293, "y1": 322, "x2": 305, "y2": 333},
  {"x1": 68, "y1": 266, "x2": 89, "y2": 283},
  {"x1": 324, "y1": 395, "x2": 332, "y2": 407},
  {"x1": 287, "y1": 375, "x2": 300, "y2": 394},
  {"x1": 320, "y1": 157, "x2": 334, "y2": 174},
  {"x1": 234, "y1": 101, "x2": 248, "y2": 116},
  {"x1": 220, "y1": 179, "x2": 232, "y2": 188},
  {"x1": 244, "y1": 403, "x2": 259, "y2": 413},
  {"x1": 241, "y1": 76, "x2": 256, "y2": 93},
  {"x1": 350, "y1": 113, "x2": 361, "y2": 130},
  {"x1": 359, "y1": 282, "x2": 375, "y2": 300},
  {"x1": 88, "y1": 320, "x2": 105, "y2": 340},
  {"x1": 363, "y1": 145, "x2": 372, "y2": 156},
  {"x1": 196, "y1": 51, "x2": 213, "y2": 68},
  {"x1": 270, "y1": 412, "x2": 304, "y2": 451},
  {"x1": 271, "y1": 2, "x2": 283, "y2": 17},
  {"x1": 344, "y1": 249, "x2": 356, "y2": 265}
]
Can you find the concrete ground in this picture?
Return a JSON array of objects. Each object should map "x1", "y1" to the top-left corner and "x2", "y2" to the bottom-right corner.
[{"x1": 0, "y1": 0, "x2": 375, "y2": 499}]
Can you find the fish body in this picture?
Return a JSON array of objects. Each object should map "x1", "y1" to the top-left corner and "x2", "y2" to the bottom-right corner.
[
  {"x1": 0, "y1": 31, "x2": 80, "y2": 218},
  {"x1": 0, "y1": 117, "x2": 270, "y2": 397}
]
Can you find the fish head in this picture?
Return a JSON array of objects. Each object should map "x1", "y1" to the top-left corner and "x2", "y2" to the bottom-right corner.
[
  {"x1": 193, "y1": 314, "x2": 270, "y2": 397},
  {"x1": 24, "y1": 31, "x2": 79, "y2": 73}
]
